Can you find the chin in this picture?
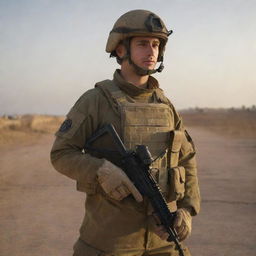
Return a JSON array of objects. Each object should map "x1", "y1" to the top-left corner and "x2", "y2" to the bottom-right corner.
[{"x1": 143, "y1": 65, "x2": 155, "y2": 70}]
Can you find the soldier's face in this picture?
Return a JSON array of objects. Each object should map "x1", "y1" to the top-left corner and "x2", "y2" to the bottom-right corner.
[{"x1": 130, "y1": 37, "x2": 160, "y2": 70}]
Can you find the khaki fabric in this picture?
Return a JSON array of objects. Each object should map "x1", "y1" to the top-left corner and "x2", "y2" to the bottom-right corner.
[
  {"x1": 50, "y1": 69, "x2": 200, "y2": 255},
  {"x1": 73, "y1": 238, "x2": 191, "y2": 256}
]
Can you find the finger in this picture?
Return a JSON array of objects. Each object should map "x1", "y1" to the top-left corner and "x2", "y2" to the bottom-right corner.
[
  {"x1": 116, "y1": 185, "x2": 130, "y2": 198},
  {"x1": 123, "y1": 178, "x2": 143, "y2": 202},
  {"x1": 176, "y1": 222, "x2": 185, "y2": 236},
  {"x1": 173, "y1": 212, "x2": 183, "y2": 228},
  {"x1": 109, "y1": 190, "x2": 124, "y2": 201},
  {"x1": 178, "y1": 225, "x2": 189, "y2": 241},
  {"x1": 100, "y1": 178, "x2": 119, "y2": 194}
]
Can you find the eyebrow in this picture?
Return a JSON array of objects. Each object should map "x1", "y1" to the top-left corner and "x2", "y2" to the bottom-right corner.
[{"x1": 136, "y1": 39, "x2": 160, "y2": 44}]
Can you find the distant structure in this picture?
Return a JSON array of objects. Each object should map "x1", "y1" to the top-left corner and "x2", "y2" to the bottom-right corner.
[{"x1": 1, "y1": 114, "x2": 20, "y2": 120}]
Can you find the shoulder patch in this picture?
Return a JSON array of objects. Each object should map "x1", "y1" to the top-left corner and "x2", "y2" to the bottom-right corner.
[{"x1": 59, "y1": 119, "x2": 72, "y2": 133}]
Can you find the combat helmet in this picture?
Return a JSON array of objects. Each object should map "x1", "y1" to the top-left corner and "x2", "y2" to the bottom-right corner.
[{"x1": 106, "y1": 9, "x2": 172, "y2": 75}]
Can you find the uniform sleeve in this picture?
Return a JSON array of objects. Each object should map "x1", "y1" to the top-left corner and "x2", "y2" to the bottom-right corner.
[
  {"x1": 50, "y1": 89, "x2": 105, "y2": 194},
  {"x1": 174, "y1": 111, "x2": 201, "y2": 216}
]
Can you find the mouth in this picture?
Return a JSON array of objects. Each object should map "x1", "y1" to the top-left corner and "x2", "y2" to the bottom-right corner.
[{"x1": 143, "y1": 60, "x2": 156, "y2": 66}]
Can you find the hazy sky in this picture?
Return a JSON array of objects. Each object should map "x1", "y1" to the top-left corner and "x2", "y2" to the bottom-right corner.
[{"x1": 0, "y1": 0, "x2": 255, "y2": 115}]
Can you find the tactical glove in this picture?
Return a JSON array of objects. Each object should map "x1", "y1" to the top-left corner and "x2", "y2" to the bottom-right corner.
[
  {"x1": 150, "y1": 208, "x2": 192, "y2": 241},
  {"x1": 173, "y1": 208, "x2": 192, "y2": 241},
  {"x1": 97, "y1": 159, "x2": 143, "y2": 202}
]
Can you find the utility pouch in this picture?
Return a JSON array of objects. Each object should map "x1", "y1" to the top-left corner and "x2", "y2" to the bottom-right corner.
[
  {"x1": 167, "y1": 166, "x2": 186, "y2": 201},
  {"x1": 169, "y1": 130, "x2": 183, "y2": 168}
]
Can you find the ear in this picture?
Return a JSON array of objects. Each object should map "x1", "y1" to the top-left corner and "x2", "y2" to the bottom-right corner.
[{"x1": 115, "y1": 43, "x2": 126, "y2": 58}]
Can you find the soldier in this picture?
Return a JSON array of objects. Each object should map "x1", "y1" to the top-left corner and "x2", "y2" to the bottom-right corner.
[{"x1": 51, "y1": 9, "x2": 200, "y2": 256}]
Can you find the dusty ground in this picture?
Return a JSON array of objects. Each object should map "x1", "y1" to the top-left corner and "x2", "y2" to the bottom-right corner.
[
  {"x1": 186, "y1": 127, "x2": 256, "y2": 255},
  {"x1": 0, "y1": 113, "x2": 255, "y2": 255},
  {"x1": 181, "y1": 108, "x2": 256, "y2": 139}
]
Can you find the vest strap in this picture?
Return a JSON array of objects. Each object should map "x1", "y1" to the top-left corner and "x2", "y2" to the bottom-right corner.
[{"x1": 95, "y1": 80, "x2": 121, "y2": 116}]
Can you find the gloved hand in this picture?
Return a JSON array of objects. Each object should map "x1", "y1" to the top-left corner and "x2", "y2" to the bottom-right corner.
[
  {"x1": 173, "y1": 208, "x2": 192, "y2": 241},
  {"x1": 97, "y1": 159, "x2": 143, "y2": 202},
  {"x1": 151, "y1": 208, "x2": 192, "y2": 241}
]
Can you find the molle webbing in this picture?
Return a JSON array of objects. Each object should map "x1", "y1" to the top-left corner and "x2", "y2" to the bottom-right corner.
[{"x1": 95, "y1": 79, "x2": 182, "y2": 199}]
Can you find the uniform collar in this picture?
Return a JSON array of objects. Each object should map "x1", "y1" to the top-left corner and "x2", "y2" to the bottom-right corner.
[{"x1": 113, "y1": 69, "x2": 159, "y2": 97}]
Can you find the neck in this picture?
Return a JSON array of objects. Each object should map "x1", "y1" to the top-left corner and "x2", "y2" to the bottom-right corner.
[{"x1": 120, "y1": 62, "x2": 149, "y2": 88}]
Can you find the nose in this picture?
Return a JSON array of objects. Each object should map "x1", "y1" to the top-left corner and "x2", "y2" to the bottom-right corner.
[{"x1": 147, "y1": 44, "x2": 154, "y2": 56}]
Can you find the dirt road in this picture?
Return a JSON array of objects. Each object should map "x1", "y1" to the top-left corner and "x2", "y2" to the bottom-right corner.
[{"x1": 0, "y1": 128, "x2": 255, "y2": 256}]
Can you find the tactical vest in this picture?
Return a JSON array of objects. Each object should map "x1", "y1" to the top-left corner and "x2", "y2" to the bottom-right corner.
[{"x1": 96, "y1": 80, "x2": 184, "y2": 200}]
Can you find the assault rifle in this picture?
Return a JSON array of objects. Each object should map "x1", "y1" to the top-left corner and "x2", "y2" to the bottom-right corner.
[{"x1": 84, "y1": 124, "x2": 184, "y2": 256}]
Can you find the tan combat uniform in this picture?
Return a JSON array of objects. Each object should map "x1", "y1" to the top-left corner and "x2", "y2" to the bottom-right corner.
[{"x1": 51, "y1": 70, "x2": 200, "y2": 256}]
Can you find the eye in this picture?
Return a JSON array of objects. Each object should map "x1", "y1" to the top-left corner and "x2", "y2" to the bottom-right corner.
[
  {"x1": 152, "y1": 42, "x2": 160, "y2": 48},
  {"x1": 137, "y1": 41, "x2": 147, "y2": 47}
]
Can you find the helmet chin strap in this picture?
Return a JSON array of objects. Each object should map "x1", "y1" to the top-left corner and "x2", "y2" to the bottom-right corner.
[{"x1": 128, "y1": 56, "x2": 164, "y2": 76}]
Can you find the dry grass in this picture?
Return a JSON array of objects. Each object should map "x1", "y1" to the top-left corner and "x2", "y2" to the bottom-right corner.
[
  {"x1": 1, "y1": 109, "x2": 255, "y2": 149},
  {"x1": 181, "y1": 109, "x2": 256, "y2": 138},
  {"x1": 0, "y1": 115, "x2": 64, "y2": 148}
]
